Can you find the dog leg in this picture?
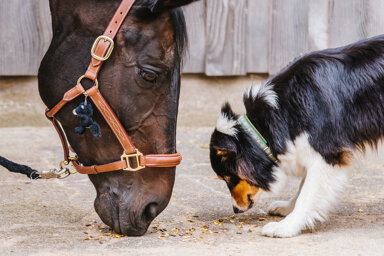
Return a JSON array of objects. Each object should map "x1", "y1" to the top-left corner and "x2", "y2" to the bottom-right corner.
[
  {"x1": 262, "y1": 159, "x2": 347, "y2": 238},
  {"x1": 268, "y1": 178, "x2": 304, "y2": 217}
]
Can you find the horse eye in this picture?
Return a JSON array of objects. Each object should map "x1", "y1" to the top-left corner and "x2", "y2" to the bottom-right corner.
[{"x1": 139, "y1": 69, "x2": 158, "y2": 83}]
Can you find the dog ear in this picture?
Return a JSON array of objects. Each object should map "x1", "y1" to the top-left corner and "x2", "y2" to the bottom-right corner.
[
  {"x1": 210, "y1": 132, "x2": 238, "y2": 159},
  {"x1": 220, "y1": 102, "x2": 238, "y2": 121},
  {"x1": 215, "y1": 102, "x2": 239, "y2": 137},
  {"x1": 211, "y1": 146, "x2": 236, "y2": 163},
  {"x1": 149, "y1": 0, "x2": 200, "y2": 12}
]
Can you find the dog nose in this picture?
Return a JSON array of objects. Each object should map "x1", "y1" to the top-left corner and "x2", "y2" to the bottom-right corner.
[{"x1": 233, "y1": 206, "x2": 244, "y2": 214}]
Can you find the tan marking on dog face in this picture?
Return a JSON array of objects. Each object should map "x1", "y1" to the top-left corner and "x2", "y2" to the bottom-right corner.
[
  {"x1": 337, "y1": 151, "x2": 353, "y2": 167},
  {"x1": 230, "y1": 180, "x2": 259, "y2": 208},
  {"x1": 217, "y1": 175, "x2": 224, "y2": 180},
  {"x1": 216, "y1": 150, "x2": 228, "y2": 161},
  {"x1": 223, "y1": 176, "x2": 231, "y2": 183}
]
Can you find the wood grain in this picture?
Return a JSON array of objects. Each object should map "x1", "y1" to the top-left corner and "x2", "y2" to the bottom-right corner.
[
  {"x1": 308, "y1": 0, "x2": 329, "y2": 51},
  {"x1": 0, "y1": 0, "x2": 52, "y2": 76},
  {"x1": 205, "y1": 0, "x2": 247, "y2": 76},
  {"x1": 328, "y1": 0, "x2": 367, "y2": 48},
  {"x1": 246, "y1": 0, "x2": 270, "y2": 73},
  {"x1": 365, "y1": 0, "x2": 384, "y2": 38},
  {"x1": 182, "y1": 1, "x2": 206, "y2": 73},
  {"x1": 2, "y1": 0, "x2": 384, "y2": 76},
  {"x1": 269, "y1": 0, "x2": 309, "y2": 74}
]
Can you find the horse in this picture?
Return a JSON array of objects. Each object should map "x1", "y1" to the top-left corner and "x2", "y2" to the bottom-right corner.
[{"x1": 38, "y1": 0, "x2": 197, "y2": 236}]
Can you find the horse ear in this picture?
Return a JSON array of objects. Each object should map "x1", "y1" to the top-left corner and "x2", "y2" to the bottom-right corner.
[
  {"x1": 150, "y1": 0, "x2": 200, "y2": 12},
  {"x1": 49, "y1": 0, "x2": 57, "y2": 7},
  {"x1": 49, "y1": 0, "x2": 60, "y2": 31}
]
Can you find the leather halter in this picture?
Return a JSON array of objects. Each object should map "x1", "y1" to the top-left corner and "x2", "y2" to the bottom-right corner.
[{"x1": 45, "y1": 0, "x2": 182, "y2": 175}]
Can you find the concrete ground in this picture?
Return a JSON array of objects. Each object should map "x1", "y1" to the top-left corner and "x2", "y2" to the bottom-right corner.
[{"x1": 0, "y1": 76, "x2": 384, "y2": 255}]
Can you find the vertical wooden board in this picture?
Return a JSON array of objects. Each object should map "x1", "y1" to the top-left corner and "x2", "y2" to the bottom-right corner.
[
  {"x1": 0, "y1": 0, "x2": 52, "y2": 76},
  {"x1": 365, "y1": 0, "x2": 384, "y2": 37},
  {"x1": 308, "y1": 0, "x2": 329, "y2": 51},
  {"x1": 328, "y1": 0, "x2": 367, "y2": 48},
  {"x1": 35, "y1": 0, "x2": 52, "y2": 60},
  {"x1": 182, "y1": 1, "x2": 206, "y2": 73},
  {"x1": 269, "y1": 0, "x2": 309, "y2": 74},
  {"x1": 246, "y1": 0, "x2": 270, "y2": 73},
  {"x1": 205, "y1": 0, "x2": 247, "y2": 76}
]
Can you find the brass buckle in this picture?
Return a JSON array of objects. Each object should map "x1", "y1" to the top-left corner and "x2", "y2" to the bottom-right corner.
[
  {"x1": 121, "y1": 149, "x2": 145, "y2": 172},
  {"x1": 91, "y1": 35, "x2": 115, "y2": 61}
]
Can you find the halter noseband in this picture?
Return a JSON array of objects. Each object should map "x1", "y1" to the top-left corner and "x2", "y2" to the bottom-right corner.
[{"x1": 45, "y1": 0, "x2": 182, "y2": 175}]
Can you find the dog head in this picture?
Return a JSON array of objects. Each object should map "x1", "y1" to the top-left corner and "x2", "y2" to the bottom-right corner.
[{"x1": 210, "y1": 103, "x2": 276, "y2": 213}]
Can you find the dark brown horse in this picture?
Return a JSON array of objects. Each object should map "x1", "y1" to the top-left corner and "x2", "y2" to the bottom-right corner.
[{"x1": 38, "y1": 0, "x2": 197, "y2": 236}]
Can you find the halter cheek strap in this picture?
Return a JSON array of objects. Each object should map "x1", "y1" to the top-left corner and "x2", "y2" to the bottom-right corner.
[{"x1": 45, "y1": 0, "x2": 182, "y2": 175}]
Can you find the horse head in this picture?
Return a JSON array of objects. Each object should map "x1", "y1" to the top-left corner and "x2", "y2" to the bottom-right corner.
[{"x1": 38, "y1": 0, "x2": 197, "y2": 236}]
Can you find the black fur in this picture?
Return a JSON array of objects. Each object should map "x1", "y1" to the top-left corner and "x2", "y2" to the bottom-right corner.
[
  {"x1": 210, "y1": 34, "x2": 384, "y2": 191},
  {"x1": 135, "y1": 0, "x2": 199, "y2": 13},
  {"x1": 210, "y1": 104, "x2": 276, "y2": 191}
]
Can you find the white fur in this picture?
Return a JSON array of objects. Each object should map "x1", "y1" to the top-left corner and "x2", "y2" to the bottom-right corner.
[
  {"x1": 244, "y1": 82, "x2": 278, "y2": 109},
  {"x1": 268, "y1": 179, "x2": 304, "y2": 217},
  {"x1": 262, "y1": 133, "x2": 349, "y2": 238},
  {"x1": 268, "y1": 166, "x2": 289, "y2": 195},
  {"x1": 216, "y1": 112, "x2": 237, "y2": 137}
]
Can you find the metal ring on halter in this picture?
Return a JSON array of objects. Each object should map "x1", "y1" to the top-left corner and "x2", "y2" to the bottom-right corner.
[
  {"x1": 77, "y1": 75, "x2": 99, "y2": 89},
  {"x1": 57, "y1": 169, "x2": 71, "y2": 179}
]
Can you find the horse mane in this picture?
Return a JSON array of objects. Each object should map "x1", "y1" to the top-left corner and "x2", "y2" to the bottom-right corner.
[{"x1": 170, "y1": 8, "x2": 188, "y2": 65}]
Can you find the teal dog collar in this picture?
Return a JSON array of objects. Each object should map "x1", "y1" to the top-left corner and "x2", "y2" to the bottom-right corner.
[{"x1": 237, "y1": 114, "x2": 277, "y2": 163}]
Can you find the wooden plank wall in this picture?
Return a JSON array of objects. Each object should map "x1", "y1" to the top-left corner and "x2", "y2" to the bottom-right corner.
[
  {"x1": 246, "y1": 0, "x2": 270, "y2": 74},
  {"x1": 182, "y1": 0, "x2": 206, "y2": 73},
  {"x1": 269, "y1": 0, "x2": 309, "y2": 74},
  {"x1": 205, "y1": 0, "x2": 247, "y2": 76},
  {"x1": 1, "y1": 0, "x2": 384, "y2": 76},
  {"x1": 183, "y1": 0, "x2": 384, "y2": 75},
  {"x1": 0, "y1": 0, "x2": 52, "y2": 76}
]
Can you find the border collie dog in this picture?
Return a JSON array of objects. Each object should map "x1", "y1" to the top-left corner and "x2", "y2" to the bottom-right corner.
[{"x1": 210, "y1": 35, "x2": 384, "y2": 237}]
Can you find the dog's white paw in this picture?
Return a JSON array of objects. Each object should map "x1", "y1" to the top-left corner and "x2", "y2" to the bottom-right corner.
[
  {"x1": 262, "y1": 221, "x2": 301, "y2": 238},
  {"x1": 268, "y1": 200, "x2": 294, "y2": 217}
]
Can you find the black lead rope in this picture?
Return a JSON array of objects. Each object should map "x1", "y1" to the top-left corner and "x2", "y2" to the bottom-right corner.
[{"x1": 0, "y1": 156, "x2": 40, "y2": 179}]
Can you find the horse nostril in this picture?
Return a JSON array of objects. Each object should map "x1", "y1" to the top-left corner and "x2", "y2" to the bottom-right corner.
[{"x1": 144, "y1": 203, "x2": 158, "y2": 220}]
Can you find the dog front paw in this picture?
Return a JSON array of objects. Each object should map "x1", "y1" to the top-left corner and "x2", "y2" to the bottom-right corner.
[
  {"x1": 268, "y1": 200, "x2": 294, "y2": 217},
  {"x1": 262, "y1": 221, "x2": 301, "y2": 238}
]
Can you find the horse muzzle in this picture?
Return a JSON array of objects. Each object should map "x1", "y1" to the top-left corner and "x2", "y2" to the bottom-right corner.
[
  {"x1": 94, "y1": 192, "x2": 167, "y2": 236},
  {"x1": 91, "y1": 167, "x2": 175, "y2": 236}
]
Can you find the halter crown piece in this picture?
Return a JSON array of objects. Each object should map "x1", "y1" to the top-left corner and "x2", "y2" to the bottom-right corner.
[
  {"x1": 237, "y1": 115, "x2": 277, "y2": 163},
  {"x1": 44, "y1": 0, "x2": 182, "y2": 177}
]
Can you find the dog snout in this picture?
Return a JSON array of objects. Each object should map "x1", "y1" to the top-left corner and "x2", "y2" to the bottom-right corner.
[{"x1": 233, "y1": 206, "x2": 244, "y2": 214}]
